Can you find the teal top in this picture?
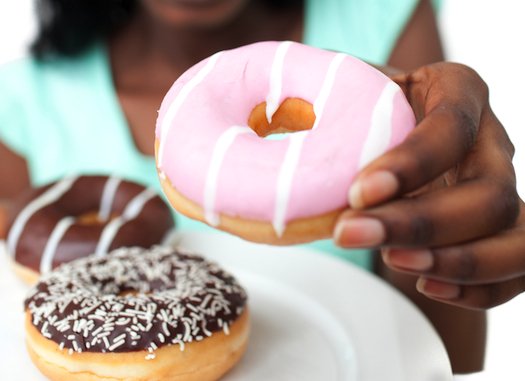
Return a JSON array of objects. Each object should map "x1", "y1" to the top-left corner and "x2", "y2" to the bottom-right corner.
[{"x1": 0, "y1": 0, "x2": 440, "y2": 269}]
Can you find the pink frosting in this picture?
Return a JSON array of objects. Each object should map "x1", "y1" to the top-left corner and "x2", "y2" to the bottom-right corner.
[{"x1": 156, "y1": 41, "x2": 415, "y2": 234}]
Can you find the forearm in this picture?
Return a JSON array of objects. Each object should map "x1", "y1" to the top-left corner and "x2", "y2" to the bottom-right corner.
[
  {"x1": 0, "y1": 141, "x2": 30, "y2": 240},
  {"x1": 0, "y1": 141, "x2": 31, "y2": 199},
  {"x1": 388, "y1": 0, "x2": 444, "y2": 71},
  {"x1": 375, "y1": 255, "x2": 487, "y2": 374},
  {"x1": 0, "y1": 199, "x2": 8, "y2": 239}
]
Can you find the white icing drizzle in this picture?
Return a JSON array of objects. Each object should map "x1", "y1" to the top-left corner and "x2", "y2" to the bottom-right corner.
[
  {"x1": 40, "y1": 216, "x2": 75, "y2": 274},
  {"x1": 271, "y1": 54, "x2": 346, "y2": 236},
  {"x1": 265, "y1": 41, "x2": 292, "y2": 124},
  {"x1": 98, "y1": 177, "x2": 121, "y2": 222},
  {"x1": 272, "y1": 132, "x2": 307, "y2": 236},
  {"x1": 311, "y1": 53, "x2": 346, "y2": 131},
  {"x1": 6, "y1": 176, "x2": 78, "y2": 257},
  {"x1": 158, "y1": 52, "x2": 223, "y2": 170},
  {"x1": 204, "y1": 126, "x2": 253, "y2": 226},
  {"x1": 94, "y1": 188, "x2": 157, "y2": 257},
  {"x1": 358, "y1": 81, "x2": 399, "y2": 169}
]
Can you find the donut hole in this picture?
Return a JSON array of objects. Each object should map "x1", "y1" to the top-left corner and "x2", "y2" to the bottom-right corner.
[
  {"x1": 118, "y1": 289, "x2": 141, "y2": 297},
  {"x1": 116, "y1": 287, "x2": 153, "y2": 297},
  {"x1": 115, "y1": 279, "x2": 169, "y2": 297},
  {"x1": 248, "y1": 97, "x2": 315, "y2": 138},
  {"x1": 76, "y1": 211, "x2": 118, "y2": 225}
]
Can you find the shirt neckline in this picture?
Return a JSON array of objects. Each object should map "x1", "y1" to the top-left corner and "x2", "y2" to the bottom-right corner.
[{"x1": 96, "y1": 42, "x2": 156, "y2": 164}]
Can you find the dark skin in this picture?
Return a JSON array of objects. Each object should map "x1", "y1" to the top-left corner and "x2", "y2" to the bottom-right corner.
[
  {"x1": 1, "y1": 0, "x2": 523, "y2": 373},
  {"x1": 111, "y1": 0, "x2": 303, "y2": 156}
]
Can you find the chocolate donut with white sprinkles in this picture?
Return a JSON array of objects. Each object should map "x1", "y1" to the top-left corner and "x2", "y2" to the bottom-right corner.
[{"x1": 24, "y1": 246, "x2": 250, "y2": 381}]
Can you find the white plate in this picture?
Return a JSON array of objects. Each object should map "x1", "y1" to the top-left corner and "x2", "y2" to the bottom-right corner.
[{"x1": 0, "y1": 233, "x2": 453, "y2": 381}]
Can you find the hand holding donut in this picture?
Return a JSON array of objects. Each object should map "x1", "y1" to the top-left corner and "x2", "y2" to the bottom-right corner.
[
  {"x1": 334, "y1": 62, "x2": 524, "y2": 310},
  {"x1": 155, "y1": 41, "x2": 415, "y2": 245}
]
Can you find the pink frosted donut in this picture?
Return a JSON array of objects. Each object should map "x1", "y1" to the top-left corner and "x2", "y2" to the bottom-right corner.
[{"x1": 155, "y1": 41, "x2": 415, "y2": 244}]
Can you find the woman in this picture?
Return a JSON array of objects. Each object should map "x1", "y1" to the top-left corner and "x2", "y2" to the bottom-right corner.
[{"x1": 1, "y1": 0, "x2": 523, "y2": 373}]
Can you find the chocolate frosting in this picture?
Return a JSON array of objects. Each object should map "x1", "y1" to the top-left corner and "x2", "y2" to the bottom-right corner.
[
  {"x1": 7, "y1": 176, "x2": 174, "y2": 273},
  {"x1": 25, "y1": 246, "x2": 247, "y2": 355}
]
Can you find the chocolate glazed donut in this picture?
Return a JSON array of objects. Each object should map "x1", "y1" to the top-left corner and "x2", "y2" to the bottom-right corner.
[
  {"x1": 24, "y1": 246, "x2": 249, "y2": 381},
  {"x1": 5, "y1": 175, "x2": 175, "y2": 284}
]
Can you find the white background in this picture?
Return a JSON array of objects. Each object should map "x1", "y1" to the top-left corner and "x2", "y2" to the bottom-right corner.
[{"x1": 1, "y1": 1, "x2": 524, "y2": 380}]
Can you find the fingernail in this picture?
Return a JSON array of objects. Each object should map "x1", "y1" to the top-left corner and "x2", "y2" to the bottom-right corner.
[
  {"x1": 349, "y1": 171, "x2": 398, "y2": 209},
  {"x1": 334, "y1": 218, "x2": 385, "y2": 247},
  {"x1": 416, "y1": 278, "x2": 460, "y2": 300},
  {"x1": 383, "y1": 249, "x2": 434, "y2": 271}
]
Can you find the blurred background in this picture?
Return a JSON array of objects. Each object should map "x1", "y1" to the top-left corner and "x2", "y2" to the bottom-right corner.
[{"x1": 0, "y1": 1, "x2": 524, "y2": 379}]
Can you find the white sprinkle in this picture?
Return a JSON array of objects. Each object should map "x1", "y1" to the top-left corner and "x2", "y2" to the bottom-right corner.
[
  {"x1": 201, "y1": 294, "x2": 212, "y2": 309},
  {"x1": 145, "y1": 353, "x2": 156, "y2": 360},
  {"x1": 108, "y1": 340, "x2": 126, "y2": 351},
  {"x1": 25, "y1": 246, "x2": 246, "y2": 355},
  {"x1": 91, "y1": 326, "x2": 103, "y2": 337},
  {"x1": 183, "y1": 321, "x2": 191, "y2": 342},
  {"x1": 72, "y1": 340, "x2": 81, "y2": 353},
  {"x1": 114, "y1": 333, "x2": 126, "y2": 343},
  {"x1": 187, "y1": 304, "x2": 199, "y2": 313},
  {"x1": 202, "y1": 324, "x2": 212, "y2": 337},
  {"x1": 41, "y1": 322, "x2": 49, "y2": 335},
  {"x1": 162, "y1": 322, "x2": 170, "y2": 336}
]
